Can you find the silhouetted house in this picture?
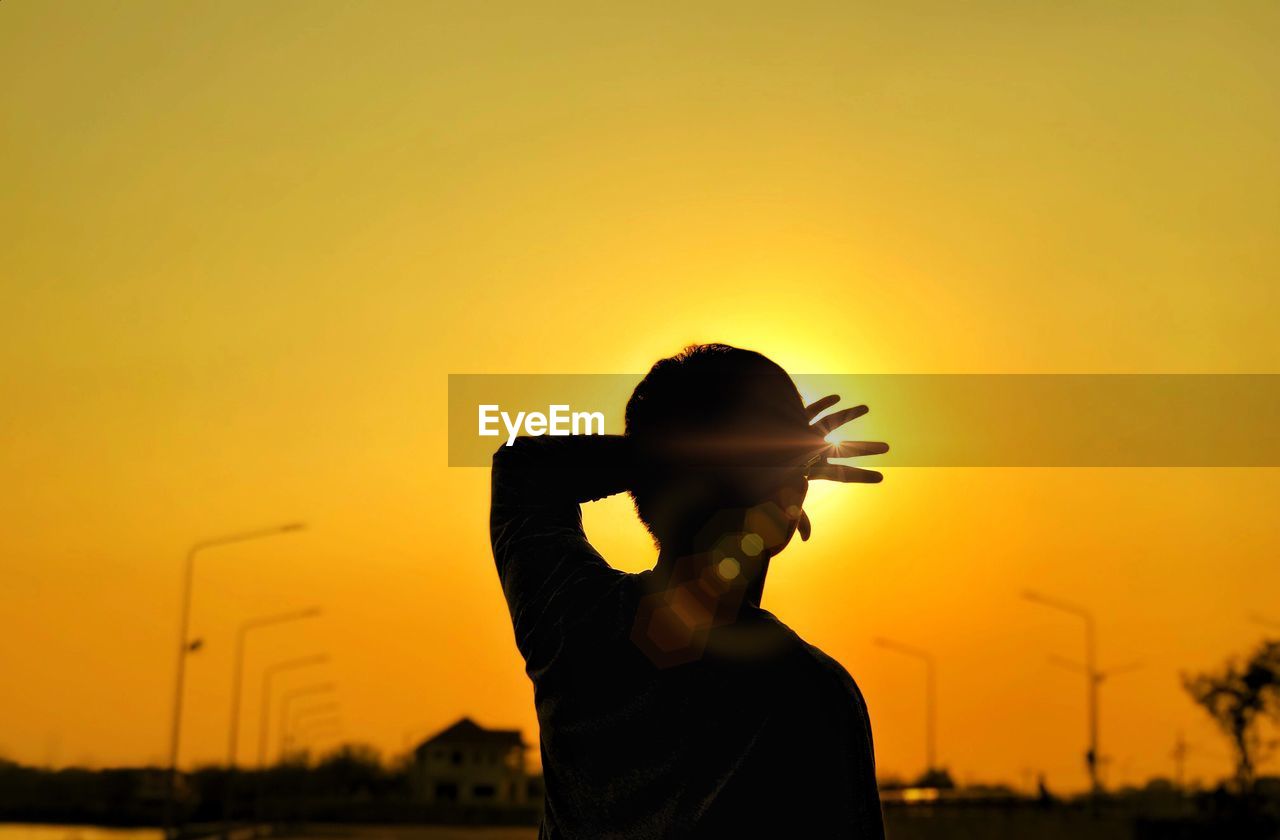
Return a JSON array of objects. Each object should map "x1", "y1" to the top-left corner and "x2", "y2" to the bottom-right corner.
[{"x1": 412, "y1": 717, "x2": 529, "y2": 806}]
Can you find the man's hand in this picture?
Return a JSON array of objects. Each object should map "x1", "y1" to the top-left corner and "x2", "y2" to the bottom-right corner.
[{"x1": 795, "y1": 395, "x2": 889, "y2": 541}]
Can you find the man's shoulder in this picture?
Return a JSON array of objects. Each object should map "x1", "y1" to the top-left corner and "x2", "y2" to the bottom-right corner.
[{"x1": 749, "y1": 609, "x2": 865, "y2": 696}]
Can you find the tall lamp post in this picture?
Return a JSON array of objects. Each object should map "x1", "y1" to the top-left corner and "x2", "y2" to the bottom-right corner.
[
  {"x1": 257, "y1": 655, "x2": 329, "y2": 769},
  {"x1": 253, "y1": 656, "x2": 328, "y2": 823},
  {"x1": 873, "y1": 637, "x2": 938, "y2": 775},
  {"x1": 278, "y1": 683, "x2": 335, "y2": 763},
  {"x1": 163, "y1": 522, "x2": 306, "y2": 838},
  {"x1": 224, "y1": 607, "x2": 321, "y2": 829},
  {"x1": 289, "y1": 702, "x2": 340, "y2": 738},
  {"x1": 229, "y1": 608, "x2": 322, "y2": 768},
  {"x1": 1023, "y1": 589, "x2": 1102, "y2": 796}
]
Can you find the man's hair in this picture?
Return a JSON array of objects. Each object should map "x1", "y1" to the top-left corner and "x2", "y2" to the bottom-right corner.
[{"x1": 625, "y1": 343, "x2": 805, "y2": 542}]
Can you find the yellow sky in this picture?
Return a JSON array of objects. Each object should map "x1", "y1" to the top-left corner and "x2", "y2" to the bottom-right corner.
[{"x1": 2, "y1": 1, "x2": 1277, "y2": 791}]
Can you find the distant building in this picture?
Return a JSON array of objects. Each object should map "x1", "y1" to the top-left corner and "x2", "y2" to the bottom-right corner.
[{"x1": 412, "y1": 717, "x2": 531, "y2": 806}]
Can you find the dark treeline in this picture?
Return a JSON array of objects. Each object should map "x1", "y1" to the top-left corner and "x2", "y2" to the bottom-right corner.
[
  {"x1": 4, "y1": 752, "x2": 1280, "y2": 838},
  {"x1": 0, "y1": 761, "x2": 165, "y2": 825},
  {"x1": 0, "y1": 744, "x2": 533, "y2": 827}
]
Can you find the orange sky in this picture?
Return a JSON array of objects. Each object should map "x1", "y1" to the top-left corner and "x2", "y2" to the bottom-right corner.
[{"x1": 2, "y1": 1, "x2": 1278, "y2": 793}]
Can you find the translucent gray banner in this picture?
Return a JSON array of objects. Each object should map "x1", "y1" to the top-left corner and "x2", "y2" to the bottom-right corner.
[{"x1": 448, "y1": 374, "x2": 1279, "y2": 467}]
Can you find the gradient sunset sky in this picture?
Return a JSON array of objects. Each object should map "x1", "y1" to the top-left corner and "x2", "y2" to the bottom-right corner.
[{"x1": 2, "y1": 1, "x2": 1278, "y2": 792}]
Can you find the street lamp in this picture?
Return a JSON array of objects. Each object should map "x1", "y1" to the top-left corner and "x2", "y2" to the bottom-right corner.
[
  {"x1": 1022, "y1": 589, "x2": 1102, "y2": 795},
  {"x1": 290, "y1": 702, "x2": 340, "y2": 735},
  {"x1": 257, "y1": 655, "x2": 328, "y2": 769},
  {"x1": 288, "y1": 703, "x2": 342, "y2": 755},
  {"x1": 252, "y1": 656, "x2": 327, "y2": 824},
  {"x1": 163, "y1": 522, "x2": 306, "y2": 838},
  {"x1": 228, "y1": 607, "x2": 322, "y2": 768},
  {"x1": 224, "y1": 608, "x2": 321, "y2": 830},
  {"x1": 873, "y1": 637, "x2": 938, "y2": 775},
  {"x1": 278, "y1": 683, "x2": 335, "y2": 763}
]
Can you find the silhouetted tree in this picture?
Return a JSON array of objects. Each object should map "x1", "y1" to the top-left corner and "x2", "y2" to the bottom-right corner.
[
  {"x1": 914, "y1": 767, "x2": 956, "y2": 789},
  {"x1": 311, "y1": 743, "x2": 392, "y2": 798},
  {"x1": 1182, "y1": 639, "x2": 1280, "y2": 792}
]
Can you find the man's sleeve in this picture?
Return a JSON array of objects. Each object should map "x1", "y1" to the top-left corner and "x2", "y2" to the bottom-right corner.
[{"x1": 489, "y1": 435, "x2": 633, "y2": 668}]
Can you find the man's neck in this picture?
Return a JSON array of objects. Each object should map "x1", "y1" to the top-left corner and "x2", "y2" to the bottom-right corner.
[{"x1": 654, "y1": 542, "x2": 772, "y2": 609}]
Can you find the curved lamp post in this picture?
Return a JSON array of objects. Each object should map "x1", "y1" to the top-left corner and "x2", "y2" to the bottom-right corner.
[
  {"x1": 163, "y1": 522, "x2": 305, "y2": 837},
  {"x1": 223, "y1": 607, "x2": 321, "y2": 830}
]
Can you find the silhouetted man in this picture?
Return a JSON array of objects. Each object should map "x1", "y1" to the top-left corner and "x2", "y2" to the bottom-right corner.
[{"x1": 491, "y1": 344, "x2": 887, "y2": 838}]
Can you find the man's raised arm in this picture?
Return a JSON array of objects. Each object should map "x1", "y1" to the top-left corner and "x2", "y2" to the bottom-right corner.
[{"x1": 489, "y1": 434, "x2": 634, "y2": 664}]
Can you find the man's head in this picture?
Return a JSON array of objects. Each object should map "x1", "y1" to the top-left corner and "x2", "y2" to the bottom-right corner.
[{"x1": 625, "y1": 344, "x2": 815, "y2": 551}]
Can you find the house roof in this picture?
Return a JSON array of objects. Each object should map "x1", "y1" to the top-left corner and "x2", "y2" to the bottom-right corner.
[{"x1": 415, "y1": 717, "x2": 525, "y2": 753}]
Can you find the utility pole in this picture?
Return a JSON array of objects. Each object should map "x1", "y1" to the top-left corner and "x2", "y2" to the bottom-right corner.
[
  {"x1": 1172, "y1": 731, "x2": 1188, "y2": 791},
  {"x1": 1023, "y1": 590, "x2": 1103, "y2": 796}
]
